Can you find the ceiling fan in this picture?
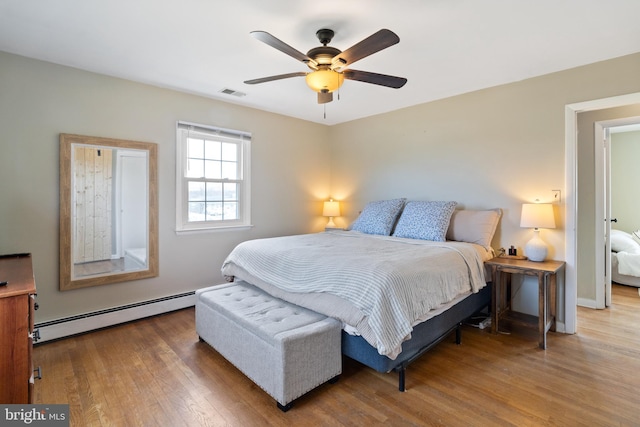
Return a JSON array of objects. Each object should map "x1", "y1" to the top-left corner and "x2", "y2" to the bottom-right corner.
[{"x1": 244, "y1": 28, "x2": 408, "y2": 104}]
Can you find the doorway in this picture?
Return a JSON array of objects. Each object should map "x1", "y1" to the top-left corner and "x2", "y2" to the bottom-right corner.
[
  {"x1": 115, "y1": 150, "x2": 148, "y2": 267},
  {"x1": 599, "y1": 121, "x2": 640, "y2": 306},
  {"x1": 565, "y1": 93, "x2": 640, "y2": 334}
]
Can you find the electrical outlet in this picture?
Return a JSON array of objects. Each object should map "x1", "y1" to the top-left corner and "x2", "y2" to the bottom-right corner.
[{"x1": 552, "y1": 190, "x2": 561, "y2": 204}]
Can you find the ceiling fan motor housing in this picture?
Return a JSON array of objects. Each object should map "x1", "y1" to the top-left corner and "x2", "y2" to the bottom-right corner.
[
  {"x1": 306, "y1": 46, "x2": 342, "y2": 69},
  {"x1": 316, "y1": 29, "x2": 335, "y2": 45}
]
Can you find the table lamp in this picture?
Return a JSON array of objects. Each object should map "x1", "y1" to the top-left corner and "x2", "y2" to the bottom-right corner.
[
  {"x1": 323, "y1": 199, "x2": 340, "y2": 228},
  {"x1": 520, "y1": 203, "x2": 555, "y2": 262}
]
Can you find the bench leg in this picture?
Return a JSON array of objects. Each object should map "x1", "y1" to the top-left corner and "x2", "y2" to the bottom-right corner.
[{"x1": 275, "y1": 374, "x2": 340, "y2": 412}]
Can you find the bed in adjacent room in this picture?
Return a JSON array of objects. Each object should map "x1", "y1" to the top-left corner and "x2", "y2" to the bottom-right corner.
[
  {"x1": 219, "y1": 199, "x2": 502, "y2": 390},
  {"x1": 610, "y1": 229, "x2": 640, "y2": 288}
]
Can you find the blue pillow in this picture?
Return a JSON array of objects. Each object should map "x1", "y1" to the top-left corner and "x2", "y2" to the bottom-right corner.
[
  {"x1": 350, "y1": 198, "x2": 407, "y2": 236},
  {"x1": 392, "y1": 201, "x2": 457, "y2": 241}
]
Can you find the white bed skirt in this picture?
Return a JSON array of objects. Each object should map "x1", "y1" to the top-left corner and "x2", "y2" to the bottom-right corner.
[{"x1": 612, "y1": 252, "x2": 640, "y2": 288}]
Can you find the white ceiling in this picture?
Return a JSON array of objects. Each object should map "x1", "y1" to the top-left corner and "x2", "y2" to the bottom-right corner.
[{"x1": 1, "y1": 0, "x2": 639, "y2": 126}]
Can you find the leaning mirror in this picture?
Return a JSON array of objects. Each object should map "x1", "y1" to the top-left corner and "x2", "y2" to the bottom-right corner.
[{"x1": 60, "y1": 134, "x2": 158, "y2": 290}]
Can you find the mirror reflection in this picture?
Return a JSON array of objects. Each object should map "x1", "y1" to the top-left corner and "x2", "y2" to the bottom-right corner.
[
  {"x1": 72, "y1": 145, "x2": 148, "y2": 278},
  {"x1": 60, "y1": 134, "x2": 158, "y2": 290}
]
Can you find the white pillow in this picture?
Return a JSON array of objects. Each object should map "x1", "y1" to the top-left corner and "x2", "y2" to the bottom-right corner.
[
  {"x1": 610, "y1": 229, "x2": 640, "y2": 253},
  {"x1": 446, "y1": 208, "x2": 502, "y2": 249}
]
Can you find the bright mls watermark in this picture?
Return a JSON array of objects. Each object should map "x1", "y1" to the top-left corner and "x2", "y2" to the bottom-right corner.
[{"x1": 1, "y1": 405, "x2": 69, "y2": 426}]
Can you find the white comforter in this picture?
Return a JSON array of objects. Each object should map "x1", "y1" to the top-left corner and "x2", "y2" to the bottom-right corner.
[
  {"x1": 615, "y1": 251, "x2": 640, "y2": 277},
  {"x1": 221, "y1": 230, "x2": 487, "y2": 359}
]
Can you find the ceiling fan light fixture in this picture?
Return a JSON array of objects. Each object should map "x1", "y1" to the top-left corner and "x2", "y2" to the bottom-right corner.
[{"x1": 305, "y1": 69, "x2": 344, "y2": 93}]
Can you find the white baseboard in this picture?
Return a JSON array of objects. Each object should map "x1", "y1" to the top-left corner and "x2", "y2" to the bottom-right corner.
[
  {"x1": 35, "y1": 292, "x2": 196, "y2": 343},
  {"x1": 577, "y1": 297, "x2": 598, "y2": 309}
]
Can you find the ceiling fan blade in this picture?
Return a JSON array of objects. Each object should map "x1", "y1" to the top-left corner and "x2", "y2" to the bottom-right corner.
[
  {"x1": 332, "y1": 29, "x2": 400, "y2": 68},
  {"x1": 250, "y1": 31, "x2": 317, "y2": 66},
  {"x1": 318, "y1": 91, "x2": 333, "y2": 104},
  {"x1": 244, "y1": 72, "x2": 307, "y2": 85},
  {"x1": 343, "y1": 69, "x2": 407, "y2": 89}
]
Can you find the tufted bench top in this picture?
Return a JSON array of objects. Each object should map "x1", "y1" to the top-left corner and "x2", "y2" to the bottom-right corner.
[{"x1": 197, "y1": 282, "x2": 327, "y2": 344}]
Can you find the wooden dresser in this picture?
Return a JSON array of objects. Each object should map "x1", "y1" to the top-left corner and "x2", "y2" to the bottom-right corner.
[{"x1": 0, "y1": 253, "x2": 38, "y2": 403}]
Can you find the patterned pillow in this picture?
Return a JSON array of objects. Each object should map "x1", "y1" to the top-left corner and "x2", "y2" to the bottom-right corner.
[
  {"x1": 350, "y1": 198, "x2": 407, "y2": 236},
  {"x1": 392, "y1": 201, "x2": 457, "y2": 241}
]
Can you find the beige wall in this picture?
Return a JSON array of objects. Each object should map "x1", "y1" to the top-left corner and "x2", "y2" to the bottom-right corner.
[
  {"x1": 0, "y1": 51, "x2": 331, "y2": 323},
  {"x1": 329, "y1": 52, "x2": 640, "y2": 318},
  {"x1": 611, "y1": 130, "x2": 640, "y2": 234},
  {"x1": 2, "y1": 49, "x2": 640, "y2": 325}
]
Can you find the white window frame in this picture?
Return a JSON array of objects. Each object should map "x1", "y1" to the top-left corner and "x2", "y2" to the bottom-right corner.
[{"x1": 176, "y1": 121, "x2": 251, "y2": 233}]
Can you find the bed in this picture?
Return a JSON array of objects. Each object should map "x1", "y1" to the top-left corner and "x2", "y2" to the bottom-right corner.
[
  {"x1": 220, "y1": 199, "x2": 501, "y2": 390},
  {"x1": 610, "y1": 229, "x2": 640, "y2": 287}
]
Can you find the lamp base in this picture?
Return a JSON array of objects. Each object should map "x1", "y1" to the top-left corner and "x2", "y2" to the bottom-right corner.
[
  {"x1": 525, "y1": 229, "x2": 548, "y2": 262},
  {"x1": 326, "y1": 217, "x2": 336, "y2": 228}
]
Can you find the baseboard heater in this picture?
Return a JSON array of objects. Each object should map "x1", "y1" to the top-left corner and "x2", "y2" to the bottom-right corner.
[{"x1": 34, "y1": 291, "x2": 196, "y2": 343}]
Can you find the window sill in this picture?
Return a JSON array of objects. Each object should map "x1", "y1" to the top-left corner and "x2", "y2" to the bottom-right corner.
[{"x1": 175, "y1": 224, "x2": 254, "y2": 235}]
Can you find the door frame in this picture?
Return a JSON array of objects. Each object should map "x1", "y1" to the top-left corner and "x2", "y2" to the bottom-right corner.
[{"x1": 565, "y1": 92, "x2": 640, "y2": 333}]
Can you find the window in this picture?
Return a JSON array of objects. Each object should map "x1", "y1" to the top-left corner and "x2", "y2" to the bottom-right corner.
[{"x1": 176, "y1": 122, "x2": 251, "y2": 232}]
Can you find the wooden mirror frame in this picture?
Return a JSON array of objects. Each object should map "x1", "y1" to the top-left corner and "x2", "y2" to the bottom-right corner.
[{"x1": 59, "y1": 134, "x2": 158, "y2": 291}]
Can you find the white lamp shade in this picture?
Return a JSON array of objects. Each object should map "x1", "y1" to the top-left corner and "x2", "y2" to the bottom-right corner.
[
  {"x1": 520, "y1": 203, "x2": 555, "y2": 229},
  {"x1": 323, "y1": 200, "x2": 340, "y2": 217}
]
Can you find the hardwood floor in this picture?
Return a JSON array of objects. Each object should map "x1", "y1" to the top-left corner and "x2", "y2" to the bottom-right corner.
[{"x1": 33, "y1": 285, "x2": 640, "y2": 426}]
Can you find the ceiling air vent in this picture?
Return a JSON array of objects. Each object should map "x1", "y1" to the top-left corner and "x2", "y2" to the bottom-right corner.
[{"x1": 219, "y1": 88, "x2": 246, "y2": 97}]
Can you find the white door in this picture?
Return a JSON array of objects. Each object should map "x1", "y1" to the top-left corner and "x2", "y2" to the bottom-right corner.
[
  {"x1": 594, "y1": 122, "x2": 608, "y2": 309},
  {"x1": 604, "y1": 127, "x2": 612, "y2": 307}
]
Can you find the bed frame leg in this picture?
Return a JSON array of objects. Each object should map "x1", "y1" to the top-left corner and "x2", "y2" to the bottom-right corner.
[
  {"x1": 277, "y1": 402, "x2": 293, "y2": 412},
  {"x1": 393, "y1": 321, "x2": 466, "y2": 393}
]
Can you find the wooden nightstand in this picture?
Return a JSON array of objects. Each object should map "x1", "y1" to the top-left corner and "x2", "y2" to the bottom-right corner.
[{"x1": 485, "y1": 257, "x2": 565, "y2": 349}]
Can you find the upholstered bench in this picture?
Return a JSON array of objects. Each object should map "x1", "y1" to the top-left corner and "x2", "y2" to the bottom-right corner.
[{"x1": 195, "y1": 281, "x2": 342, "y2": 411}]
